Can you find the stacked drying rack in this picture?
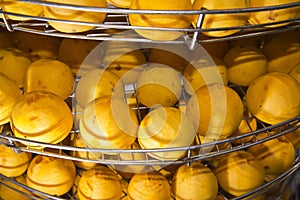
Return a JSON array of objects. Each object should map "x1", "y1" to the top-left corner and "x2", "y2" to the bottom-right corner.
[{"x1": 0, "y1": 1, "x2": 300, "y2": 199}]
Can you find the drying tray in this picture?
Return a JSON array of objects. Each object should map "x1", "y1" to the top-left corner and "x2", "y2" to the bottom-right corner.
[{"x1": 0, "y1": 0, "x2": 299, "y2": 48}]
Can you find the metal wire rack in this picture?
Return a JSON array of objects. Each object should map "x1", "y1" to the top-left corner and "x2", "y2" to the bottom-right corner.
[
  {"x1": 0, "y1": 82, "x2": 299, "y2": 165},
  {"x1": 1, "y1": 119, "x2": 299, "y2": 165},
  {"x1": 0, "y1": 0, "x2": 300, "y2": 48},
  {"x1": 0, "y1": 72, "x2": 300, "y2": 200},
  {"x1": 0, "y1": 151, "x2": 299, "y2": 200},
  {"x1": 1, "y1": 82, "x2": 299, "y2": 199}
]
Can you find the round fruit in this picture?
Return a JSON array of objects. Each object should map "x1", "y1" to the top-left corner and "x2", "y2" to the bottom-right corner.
[
  {"x1": 128, "y1": 172, "x2": 171, "y2": 200},
  {"x1": 248, "y1": 0, "x2": 300, "y2": 28},
  {"x1": 186, "y1": 83, "x2": 244, "y2": 139},
  {"x1": 44, "y1": 0, "x2": 107, "y2": 33},
  {"x1": 75, "y1": 68, "x2": 123, "y2": 108},
  {"x1": 10, "y1": 91, "x2": 73, "y2": 148},
  {"x1": 24, "y1": 59, "x2": 75, "y2": 100},
  {"x1": 0, "y1": 72, "x2": 22, "y2": 125},
  {"x1": 78, "y1": 165, "x2": 122, "y2": 200},
  {"x1": 192, "y1": 0, "x2": 249, "y2": 37},
  {"x1": 0, "y1": 0, "x2": 43, "y2": 21},
  {"x1": 223, "y1": 45, "x2": 268, "y2": 86},
  {"x1": 262, "y1": 37, "x2": 300, "y2": 73},
  {"x1": 138, "y1": 106, "x2": 196, "y2": 160},
  {"x1": 245, "y1": 72, "x2": 300, "y2": 125},
  {"x1": 172, "y1": 162, "x2": 218, "y2": 200},
  {"x1": 215, "y1": 150, "x2": 265, "y2": 197},
  {"x1": 12, "y1": 31, "x2": 62, "y2": 61},
  {"x1": 0, "y1": 47, "x2": 32, "y2": 87},
  {"x1": 27, "y1": 155, "x2": 76, "y2": 196},
  {"x1": 136, "y1": 64, "x2": 182, "y2": 107},
  {"x1": 248, "y1": 133, "x2": 295, "y2": 175},
  {"x1": 58, "y1": 38, "x2": 102, "y2": 76},
  {"x1": 183, "y1": 56, "x2": 228, "y2": 95},
  {"x1": 0, "y1": 144, "x2": 32, "y2": 178},
  {"x1": 148, "y1": 43, "x2": 193, "y2": 74},
  {"x1": 103, "y1": 47, "x2": 147, "y2": 84},
  {"x1": 128, "y1": 0, "x2": 192, "y2": 41},
  {"x1": 201, "y1": 38, "x2": 230, "y2": 59},
  {"x1": 80, "y1": 96, "x2": 138, "y2": 151}
]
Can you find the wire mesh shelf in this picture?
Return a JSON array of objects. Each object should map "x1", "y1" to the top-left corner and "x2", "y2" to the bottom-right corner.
[
  {"x1": 0, "y1": 151, "x2": 299, "y2": 200},
  {"x1": 0, "y1": 80, "x2": 299, "y2": 166},
  {"x1": 1, "y1": 82, "x2": 299, "y2": 199},
  {"x1": 0, "y1": 0, "x2": 300, "y2": 48},
  {"x1": 0, "y1": 116, "x2": 299, "y2": 165}
]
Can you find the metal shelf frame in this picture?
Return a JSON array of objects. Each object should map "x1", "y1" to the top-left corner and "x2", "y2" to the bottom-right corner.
[{"x1": 0, "y1": 0, "x2": 299, "y2": 49}]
